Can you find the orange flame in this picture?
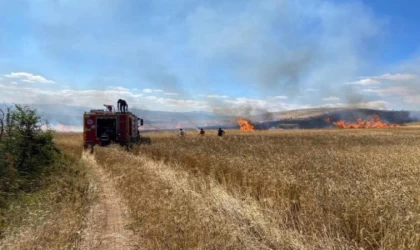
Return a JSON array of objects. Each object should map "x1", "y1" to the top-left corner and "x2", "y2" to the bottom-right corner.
[
  {"x1": 326, "y1": 115, "x2": 399, "y2": 129},
  {"x1": 237, "y1": 119, "x2": 255, "y2": 131}
]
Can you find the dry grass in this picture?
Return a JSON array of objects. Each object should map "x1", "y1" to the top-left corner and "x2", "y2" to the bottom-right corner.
[
  {"x1": 7, "y1": 128, "x2": 419, "y2": 249},
  {"x1": 0, "y1": 133, "x2": 90, "y2": 250},
  {"x1": 404, "y1": 122, "x2": 420, "y2": 128},
  {"x1": 95, "y1": 128, "x2": 420, "y2": 249}
]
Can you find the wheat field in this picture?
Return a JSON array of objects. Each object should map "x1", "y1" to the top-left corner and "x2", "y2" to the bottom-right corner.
[
  {"x1": 4, "y1": 128, "x2": 419, "y2": 249},
  {"x1": 88, "y1": 128, "x2": 419, "y2": 250}
]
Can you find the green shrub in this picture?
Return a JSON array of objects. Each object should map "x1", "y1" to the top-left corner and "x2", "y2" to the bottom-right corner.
[{"x1": 0, "y1": 105, "x2": 59, "y2": 203}]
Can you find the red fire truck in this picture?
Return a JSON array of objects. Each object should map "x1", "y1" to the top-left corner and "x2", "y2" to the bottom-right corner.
[{"x1": 83, "y1": 108, "x2": 144, "y2": 149}]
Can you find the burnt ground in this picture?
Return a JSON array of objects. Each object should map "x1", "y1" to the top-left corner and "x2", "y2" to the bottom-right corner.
[
  {"x1": 201, "y1": 109, "x2": 416, "y2": 130},
  {"x1": 253, "y1": 109, "x2": 415, "y2": 130}
]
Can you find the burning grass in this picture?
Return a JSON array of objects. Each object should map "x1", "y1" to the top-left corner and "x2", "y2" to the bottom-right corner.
[
  {"x1": 91, "y1": 128, "x2": 420, "y2": 249},
  {"x1": 326, "y1": 114, "x2": 400, "y2": 129},
  {"x1": 237, "y1": 119, "x2": 255, "y2": 131}
]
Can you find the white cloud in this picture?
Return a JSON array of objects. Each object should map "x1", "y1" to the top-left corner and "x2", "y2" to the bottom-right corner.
[
  {"x1": 164, "y1": 92, "x2": 179, "y2": 96},
  {"x1": 323, "y1": 96, "x2": 340, "y2": 101},
  {"x1": 224, "y1": 97, "x2": 267, "y2": 106},
  {"x1": 273, "y1": 95, "x2": 288, "y2": 100},
  {"x1": 0, "y1": 82, "x2": 211, "y2": 112},
  {"x1": 142, "y1": 88, "x2": 163, "y2": 93},
  {"x1": 206, "y1": 94, "x2": 229, "y2": 99},
  {"x1": 4, "y1": 72, "x2": 56, "y2": 84},
  {"x1": 314, "y1": 100, "x2": 389, "y2": 110},
  {"x1": 0, "y1": 84, "x2": 146, "y2": 108},
  {"x1": 372, "y1": 73, "x2": 417, "y2": 81},
  {"x1": 362, "y1": 86, "x2": 413, "y2": 96},
  {"x1": 144, "y1": 95, "x2": 158, "y2": 100},
  {"x1": 0, "y1": 81, "x2": 400, "y2": 118},
  {"x1": 10, "y1": 82, "x2": 18, "y2": 85},
  {"x1": 144, "y1": 95, "x2": 208, "y2": 108},
  {"x1": 107, "y1": 86, "x2": 129, "y2": 91},
  {"x1": 346, "y1": 78, "x2": 380, "y2": 85}
]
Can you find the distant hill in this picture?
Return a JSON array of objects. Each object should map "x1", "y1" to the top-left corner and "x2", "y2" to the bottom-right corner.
[
  {"x1": 252, "y1": 108, "x2": 349, "y2": 121},
  {"x1": 2, "y1": 104, "x2": 418, "y2": 131},
  {"x1": 246, "y1": 108, "x2": 416, "y2": 130}
]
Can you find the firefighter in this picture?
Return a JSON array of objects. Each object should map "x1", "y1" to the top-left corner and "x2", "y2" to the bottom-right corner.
[
  {"x1": 104, "y1": 104, "x2": 113, "y2": 112},
  {"x1": 199, "y1": 128, "x2": 205, "y2": 136},
  {"x1": 179, "y1": 128, "x2": 185, "y2": 137},
  {"x1": 117, "y1": 99, "x2": 128, "y2": 112},
  {"x1": 217, "y1": 127, "x2": 225, "y2": 137}
]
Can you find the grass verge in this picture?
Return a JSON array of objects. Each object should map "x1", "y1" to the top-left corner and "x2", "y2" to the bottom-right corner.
[{"x1": 0, "y1": 133, "x2": 90, "y2": 250}]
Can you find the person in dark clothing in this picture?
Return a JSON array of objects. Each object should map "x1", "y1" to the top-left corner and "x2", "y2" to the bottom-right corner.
[
  {"x1": 199, "y1": 128, "x2": 205, "y2": 136},
  {"x1": 104, "y1": 104, "x2": 113, "y2": 112},
  {"x1": 179, "y1": 128, "x2": 185, "y2": 137},
  {"x1": 117, "y1": 99, "x2": 128, "y2": 112},
  {"x1": 217, "y1": 127, "x2": 225, "y2": 137}
]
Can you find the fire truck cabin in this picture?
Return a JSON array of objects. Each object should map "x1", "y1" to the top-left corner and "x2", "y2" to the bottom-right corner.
[{"x1": 83, "y1": 109, "x2": 143, "y2": 147}]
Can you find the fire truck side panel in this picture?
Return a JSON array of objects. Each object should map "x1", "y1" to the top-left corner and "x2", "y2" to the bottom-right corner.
[
  {"x1": 119, "y1": 114, "x2": 127, "y2": 142},
  {"x1": 83, "y1": 114, "x2": 97, "y2": 146},
  {"x1": 129, "y1": 116, "x2": 132, "y2": 138}
]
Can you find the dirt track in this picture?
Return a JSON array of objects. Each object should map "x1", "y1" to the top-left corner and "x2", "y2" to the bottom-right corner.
[{"x1": 79, "y1": 152, "x2": 138, "y2": 250}]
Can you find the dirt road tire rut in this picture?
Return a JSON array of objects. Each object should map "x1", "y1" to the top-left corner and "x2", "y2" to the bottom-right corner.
[{"x1": 79, "y1": 152, "x2": 138, "y2": 250}]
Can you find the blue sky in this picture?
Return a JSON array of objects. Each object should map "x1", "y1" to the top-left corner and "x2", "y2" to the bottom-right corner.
[{"x1": 0, "y1": 0, "x2": 419, "y2": 115}]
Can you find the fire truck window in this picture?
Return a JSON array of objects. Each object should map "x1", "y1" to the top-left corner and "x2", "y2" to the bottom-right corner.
[{"x1": 97, "y1": 118, "x2": 117, "y2": 142}]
